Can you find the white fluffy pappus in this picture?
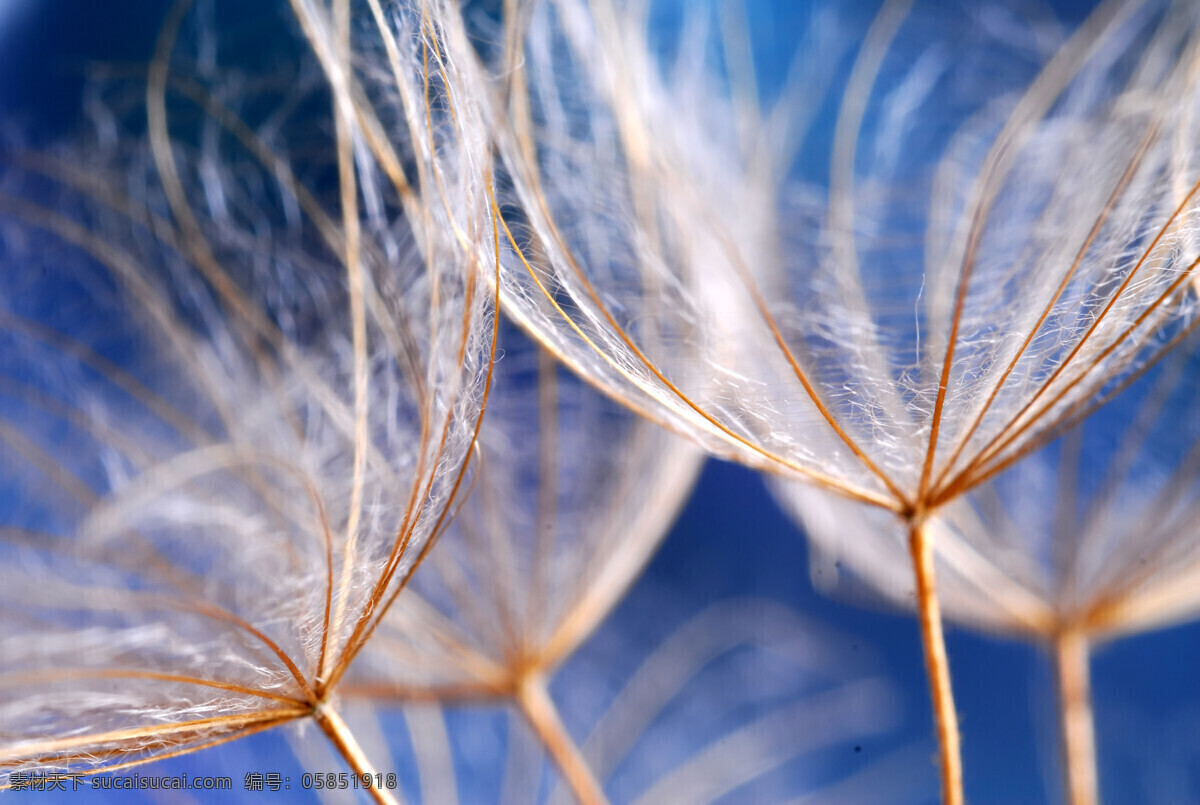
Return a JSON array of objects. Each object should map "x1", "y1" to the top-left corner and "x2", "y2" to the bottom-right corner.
[
  {"x1": 0, "y1": 0, "x2": 499, "y2": 798},
  {"x1": 446, "y1": 1, "x2": 1200, "y2": 803}
]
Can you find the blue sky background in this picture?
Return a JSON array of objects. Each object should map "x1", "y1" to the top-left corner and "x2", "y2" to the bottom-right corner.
[{"x1": 4, "y1": 1, "x2": 1200, "y2": 803}]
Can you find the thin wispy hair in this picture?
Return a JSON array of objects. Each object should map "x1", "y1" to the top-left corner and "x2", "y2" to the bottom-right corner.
[
  {"x1": 328, "y1": 325, "x2": 703, "y2": 802},
  {"x1": 0, "y1": 0, "x2": 498, "y2": 792},
  {"x1": 783, "y1": 335, "x2": 1200, "y2": 632},
  {"x1": 347, "y1": 328, "x2": 704, "y2": 689},
  {"x1": 292, "y1": 595, "x2": 909, "y2": 804},
  {"x1": 443, "y1": 0, "x2": 1200, "y2": 801},
  {"x1": 481, "y1": 0, "x2": 1200, "y2": 510}
]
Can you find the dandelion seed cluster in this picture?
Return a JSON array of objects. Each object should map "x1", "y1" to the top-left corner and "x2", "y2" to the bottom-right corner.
[{"x1": 4, "y1": 0, "x2": 1200, "y2": 803}]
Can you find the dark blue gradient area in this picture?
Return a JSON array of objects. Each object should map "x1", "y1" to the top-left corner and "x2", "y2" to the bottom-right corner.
[
  {"x1": 0, "y1": 0, "x2": 169, "y2": 143},
  {"x1": 5, "y1": 1, "x2": 1200, "y2": 804}
]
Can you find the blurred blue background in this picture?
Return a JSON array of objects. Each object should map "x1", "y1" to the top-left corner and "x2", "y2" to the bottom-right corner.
[{"x1": 4, "y1": 0, "x2": 1200, "y2": 803}]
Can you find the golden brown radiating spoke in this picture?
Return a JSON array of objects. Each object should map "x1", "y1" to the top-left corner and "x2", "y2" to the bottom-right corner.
[
  {"x1": 472, "y1": 1, "x2": 1200, "y2": 802},
  {"x1": 337, "y1": 318, "x2": 702, "y2": 801},
  {"x1": 9, "y1": 0, "x2": 1200, "y2": 800},
  {"x1": 2, "y1": 0, "x2": 498, "y2": 791}
]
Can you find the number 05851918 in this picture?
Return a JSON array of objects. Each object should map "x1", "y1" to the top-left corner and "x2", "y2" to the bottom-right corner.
[{"x1": 301, "y1": 772, "x2": 399, "y2": 791}]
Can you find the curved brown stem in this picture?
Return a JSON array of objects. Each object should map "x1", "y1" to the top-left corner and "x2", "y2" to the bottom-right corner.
[
  {"x1": 1055, "y1": 629, "x2": 1098, "y2": 805},
  {"x1": 907, "y1": 518, "x2": 963, "y2": 805},
  {"x1": 516, "y1": 674, "x2": 609, "y2": 805},
  {"x1": 314, "y1": 703, "x2": 401, "y2": 805}
]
